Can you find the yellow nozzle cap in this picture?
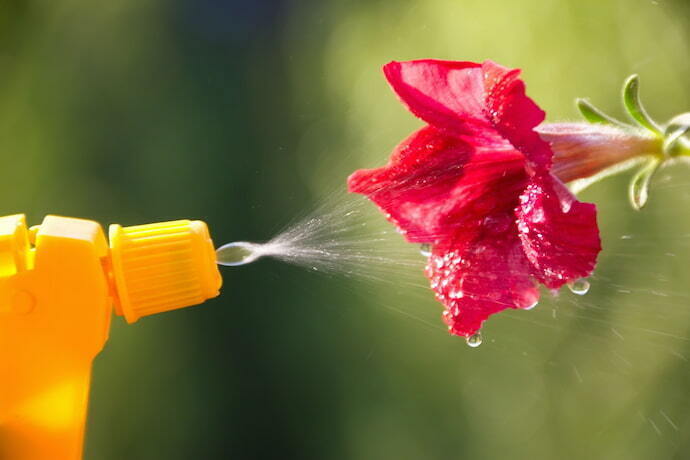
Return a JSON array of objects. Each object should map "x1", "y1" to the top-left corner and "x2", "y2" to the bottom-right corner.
[{"x1": 109, "y1": 219, "x2": 222, "y2": 323}]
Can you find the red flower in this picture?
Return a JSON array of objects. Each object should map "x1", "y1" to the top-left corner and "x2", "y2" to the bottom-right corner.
[{"x1": 348, "y1": 60, "x2": 601, "y2": 338}]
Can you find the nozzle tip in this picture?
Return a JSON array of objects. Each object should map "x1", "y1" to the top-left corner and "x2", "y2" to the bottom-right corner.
[{"x1": 216, "y1": 241, "x2": 262, "y2": 266}]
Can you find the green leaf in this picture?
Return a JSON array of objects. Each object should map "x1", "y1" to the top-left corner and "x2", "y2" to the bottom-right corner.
[
  {"x1": 628, "y1": 157, "x2": 661, "y2": 210},
  {"x1": 576, "y1": 98, "x2": 627, "y2": 126},
  {"x1": 622, "y1": 75, "x2": 662, "y2": 135}
]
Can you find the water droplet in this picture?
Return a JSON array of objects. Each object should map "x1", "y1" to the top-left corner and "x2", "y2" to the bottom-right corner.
[
  {"x1": 216, "y1": 242, "x2": 262, "y2": 266},
  {"x1": 530, "y1": 208, "x2": 545, "y2": 223},
  {"x1": 466, "y1": 332, "x2": 482, "y2": 348},
  {"x1": 420, "y1": 243, "x2": 432, "y2": 257},
  {"x1": 449, "y1": 289, "x2": 463, "y2": 299},
  {"x1": 567, "y1": 279, "x2": 590, "y2": 295},
  {"x1": 525, "y1": 300, "x2": 538, "y2": 310}
]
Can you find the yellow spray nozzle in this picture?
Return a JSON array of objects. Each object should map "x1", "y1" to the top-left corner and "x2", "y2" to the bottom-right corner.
[
  {"x1": 0, "y1": 214, "x2": 222, "y2": 460},
  {"x1": 109, "y1": 219, "x2": 222, "y2": 322}
]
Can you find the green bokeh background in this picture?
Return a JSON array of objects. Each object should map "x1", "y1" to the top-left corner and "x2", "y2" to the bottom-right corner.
[{"x1": 2, "y1": 0, "x2": 690, "y2": 458}]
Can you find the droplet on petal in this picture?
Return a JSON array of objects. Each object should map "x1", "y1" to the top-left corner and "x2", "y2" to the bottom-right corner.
[
  {"x1": 466, "y1": 331, "x2": 483, "y2": 348},
  {"x1": 449, "y1": 289, "x2": 463, "y2": 299},
  {"x1": 420, "y1": 243, "x2": 432, "y2": 257},
  {"x1": 567, "y1": 279, "x2": 590, "y2": 295}
]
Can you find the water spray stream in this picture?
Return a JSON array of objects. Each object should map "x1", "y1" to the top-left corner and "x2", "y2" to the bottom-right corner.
[{"x1": 213, "y1": 193, "x2": 427, "y2": 288}]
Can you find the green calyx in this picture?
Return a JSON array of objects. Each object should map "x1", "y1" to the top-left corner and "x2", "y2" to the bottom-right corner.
[
  {"x1": 576, "y1": 74, "x2": 689, "y2": 210},
  {"x1": 621, "y1": 75, "x2": 663, "y2": 136},
  {"x1": 628, "y1": 157, "x2": 660, "y2": 211},
  {"x1": 663, "y1": 113, "x2": 690, "y2": 157}
]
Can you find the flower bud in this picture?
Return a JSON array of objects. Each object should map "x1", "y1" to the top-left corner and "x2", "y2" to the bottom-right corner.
[{"x1": 536, "y1": 123, "x2": 662, "y2": 183}]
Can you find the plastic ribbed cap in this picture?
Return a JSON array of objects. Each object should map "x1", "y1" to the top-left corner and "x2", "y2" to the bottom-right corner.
[{"x1": 109, "y1": 220, "x2": 222, "y2": 323}]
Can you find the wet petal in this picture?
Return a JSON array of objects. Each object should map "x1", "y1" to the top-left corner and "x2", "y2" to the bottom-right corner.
[
  {"x1": 348, "y1": 126, "x2": 471, "y2": 243},
  {"x1": 426, "y1": 219, "x2": 540, "y2": 337},
  {"x1": 516, "y1": 174, "x2": 601, "y2": 289},
  {"x1": 382, "y1": 60, "x2": 486, "y2": 136},
  {"x1": 348, "y1": 126, "x2": 527, "y2": 244},
  {"x1": 383, "y1": 59, "x2": 552, "y2": 170}
]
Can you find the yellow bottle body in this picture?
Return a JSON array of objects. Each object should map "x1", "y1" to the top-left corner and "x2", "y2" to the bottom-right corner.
[{"x1": 0, "y1": 214, "x2": 221, "y2": 460}]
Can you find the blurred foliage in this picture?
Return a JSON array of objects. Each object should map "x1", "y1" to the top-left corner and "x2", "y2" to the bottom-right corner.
[{"x1": 0, "y1": 0, "x2": 689, "y2": 459}]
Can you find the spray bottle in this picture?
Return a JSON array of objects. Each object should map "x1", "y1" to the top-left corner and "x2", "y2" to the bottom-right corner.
[{"x1": 0, "y1": 214, "x2": 222, "y2": 460}]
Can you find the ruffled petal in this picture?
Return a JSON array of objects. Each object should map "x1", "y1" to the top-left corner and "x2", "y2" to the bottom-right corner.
[
  {"x1": 426, "y1": 215, "x2": 540, "y2": 337},
  {"x1": 382, "y1": 60, "x2": 482, "y2": 133},
  {"x1": 348, "y1": 125, "x2": 527, "y2": 244},
  {"x1": 516, "y1": 173, "x2": 601, "y2": 289},
  {"x1": 383, "y1": 59, "x2": 552, "y2": 170},
  {"x1": 348, "y1": 126, "x2": 471, "y2": 243},
  {"x1": 482, "y1": 61, "x2": 553, "y2": 171}
]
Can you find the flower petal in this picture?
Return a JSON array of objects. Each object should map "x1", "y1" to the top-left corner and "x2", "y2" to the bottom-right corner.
[
  {"x1": 382, "y1": 60, "x2": 486, "y2": 135},
  {"x1": 482, "y1": 61, "x2": 552, "y2": 171},
  {"x1": 383, "y1": 59, "x2": 552, "y2": 170},
  {"x1": 348, "y1": 126, "x2": 527, "y2": 244},
  {"x1": 348, "y1": 126, "x2": 470, "y2": 243},
  {"x1": 516, "y1": 174, "x2": 601, "y2": 289},
  {"x1": 426, "y1": 216, "x2": 540, "y2": 337}
]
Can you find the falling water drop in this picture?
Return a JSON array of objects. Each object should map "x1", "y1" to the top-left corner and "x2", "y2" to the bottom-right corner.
[
  {"x1": 216, "y1": 242, "x2": 262, "y2": 266},
  {"x1": 525, "y1": 300, "x2": 538, "y2": 310},
  {"x1": 420, "y1": 243, "x2": 432, "y2": 257},
  {"x1": 466, "y1": 331, "x2": 482, "y2": 348},
  {"x1": 567, "y1": 279, "x2": 590, "y2": 295}
]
